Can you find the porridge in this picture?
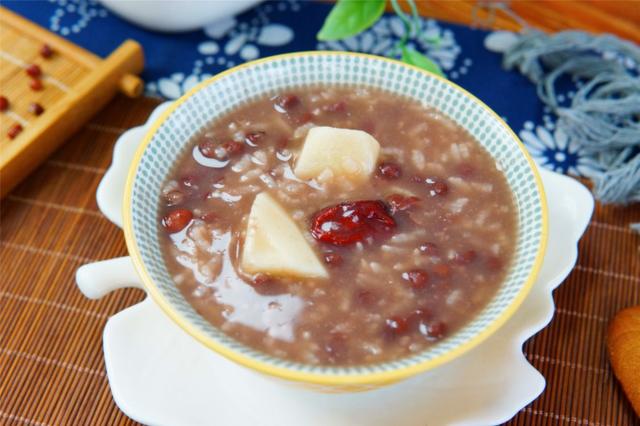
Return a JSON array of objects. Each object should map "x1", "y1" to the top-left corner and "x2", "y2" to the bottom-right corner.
[{"x1": 158, "y1": 86, "x2": 517, "y2": 366}]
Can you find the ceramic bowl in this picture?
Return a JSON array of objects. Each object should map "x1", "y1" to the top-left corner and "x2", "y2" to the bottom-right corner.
[
  {"x1": 123, "y1": 51, "x2": 548, "y2": 391},
  {"x1": 99, "y1": 0, "x2": 261, "y2": 32}
]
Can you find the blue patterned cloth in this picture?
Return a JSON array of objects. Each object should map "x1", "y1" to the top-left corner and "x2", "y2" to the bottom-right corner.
[{"x1": 4, "y1": 0, "x2": 597, "y2": 176}]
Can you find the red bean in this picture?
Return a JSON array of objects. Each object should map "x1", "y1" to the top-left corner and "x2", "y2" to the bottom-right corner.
[
  {"x1": 324, "y1": 332, "x2": 348, "y2": 362},
  {"x1": 253, "y1": 273, "x2": 271, "y2": 286},
  {"x1": 40, "y1": 44, "x2": 54, "y2": 58},
  {"x1": 384, "y1": 315, "x2": 409, "y2": 338},
  {"x1": 433, "y1": 181, "x2": 449, "y2": 196},
  {"x1": 408, "y1": 308, "x2": 431, "y2": 330},
  {"x1": 387, "y1": 194, "x2": 420, "y2": 215},
  {"x1": 26, "y1": 64, "x2": 41, "y2": 78},
  {"x1": 29, "y1": 78, "x2": 43, "y2": 91},
  {"x1": 402, "y1": 270, "x2": 429, "y2": 290},
  {"x1": 354, "y1": 289, "x2": 377, "y2": 308},
  {"x1": 7, "y1": 123, "x2": 22, "y2": 139},
  {"x1": 198, "y1": 138, "x2": 218, "y2": 158},
  {"x1": 377, "y1": 162, "x2": 402, "y2": 179},
  {"x1": 245, "y1": 131, "x2": 265, "y2": 146},
  {"x1": 200, "y1": 212, "x2": 218, "y2": 223},
  {"x1": 457, "y1": 163, "x2": 475, "y2": 178},
  {"x1": 432, "y1": 263, "x2": 451, "y2": 279},
  {"x1": 28, "y1": 102, "x2": 44, "y2": 116},
  {"x1": 161, "y1": 209, "x2": 192, "y2": 233},
  {"x1": 221, "y1": 141, "x2": 244, "y2": 157},
  {"x1": 251, "y1": 274, "x2": 287, "y2": 295},
  {"x1": 485, "y1": 256, "x2": 503, "y2": 272},
  {"x1": 275, "y1": 94, "x2": 299, "y2": 110},
  {"x1": 426, "y1": 321, "x2": 447, "y2": 340},
  {"x1": 164, "y1": 190, "x2": 185, "y2": 206},
  {"x1": 323, "y1": 252, "x2": 343, "y2": 266},
  {"x1": 454, "y1": 250, "x2": 477, "y2": 265},
  {"x1": 180, "y1": 175, "x2": 198, "y2": 189},
  {"x1": 418, "y1": 177, "x2": 449, "y2": 196},
  {"x1": 419, "y1": 242, "x2": 438, "y2": 256},
  {"x1": 0, "y1": 96, "x2": 8, "y2": 111}
]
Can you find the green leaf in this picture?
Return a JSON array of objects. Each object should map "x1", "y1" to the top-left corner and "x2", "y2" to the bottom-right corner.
[
  {"x1": 317, "y1": 0, "x2": 386, "y2": 41},
  {"x1": 401, "y1": 46, "x2": 445, "y2": 77}
]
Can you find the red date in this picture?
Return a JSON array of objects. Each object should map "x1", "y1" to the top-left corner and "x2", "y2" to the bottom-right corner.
[{"x1": 310, "y1": 200, "x2": 396, "y2": 246}]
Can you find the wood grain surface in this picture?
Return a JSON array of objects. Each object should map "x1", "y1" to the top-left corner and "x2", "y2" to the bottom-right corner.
[
  {"x1": 0, "y1": 7, "x2": 144, "y2": 198},
  {"x1": 1, "y1": 1, "x2": 639, "y2": 425}
]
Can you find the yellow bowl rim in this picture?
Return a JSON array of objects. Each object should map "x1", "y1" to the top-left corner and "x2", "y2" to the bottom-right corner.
[{"x1": 122, "y1": 51, "x2": 548, "y2": 387}]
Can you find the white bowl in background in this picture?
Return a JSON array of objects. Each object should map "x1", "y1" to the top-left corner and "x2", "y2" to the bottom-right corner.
[{"x1": 99, "y1": 0, "x2": 261, "y2": 32}]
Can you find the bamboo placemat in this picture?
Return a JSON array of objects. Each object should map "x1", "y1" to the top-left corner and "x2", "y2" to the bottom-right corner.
[{"x1": 0, "y1": 92, "x2": 639, "y2": 426}]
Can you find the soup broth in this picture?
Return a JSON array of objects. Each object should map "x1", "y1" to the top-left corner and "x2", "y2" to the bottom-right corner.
[{"x1": 158, "y1": 86, "x2": 517, "y2": 366}]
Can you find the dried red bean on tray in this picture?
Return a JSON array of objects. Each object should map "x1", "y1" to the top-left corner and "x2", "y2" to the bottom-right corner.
[
  {"x1": 25, "y1": 63, "x2": 41, "y2": 78},
  {"x1": 40, "y1": 44, "x2": 54, "y2": 58},
  {"x1": 29, "y1": 78, "x2": 43, "y2": 91},
  {"x1": 7, "y1": 123, "x2": 23, "y2": 139},
  {"x1": 28, "y1": 102, "x2": 44, "y2": 116}
]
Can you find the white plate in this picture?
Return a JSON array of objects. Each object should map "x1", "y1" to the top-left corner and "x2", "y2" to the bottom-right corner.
[{"x1": 77, "y1": 102, "x2": 593, "y2": 426}]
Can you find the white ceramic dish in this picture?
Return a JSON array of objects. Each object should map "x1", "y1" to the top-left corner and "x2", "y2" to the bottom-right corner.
[
  {"x1": 99, "y1": 0, "x2": 261, "y2": 32},
  {"x1": 78, "y1": 102, "x2": 593, "y2": 425}
]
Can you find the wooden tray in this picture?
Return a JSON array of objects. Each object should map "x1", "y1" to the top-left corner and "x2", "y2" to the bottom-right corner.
[{"x1": 0, "y1": 7, "x2": 144, "y2": 198}]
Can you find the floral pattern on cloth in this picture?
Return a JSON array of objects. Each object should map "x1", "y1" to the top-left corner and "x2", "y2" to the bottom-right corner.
[
  {"x1": 4, "y1": 0, "x2": 590, "y2": 176},
  {"x1": 317, "y1": 16, "x2": 472, "y2": 79},
  {"x1": 519, "y1": 119, "x2": 601, "y2": 176},
  {"x1": 148, "y1": 3, "x2": 298, "y2": 98},
  {"x1": 47, "y1": 0, "x2": 109, "y2": 36}
]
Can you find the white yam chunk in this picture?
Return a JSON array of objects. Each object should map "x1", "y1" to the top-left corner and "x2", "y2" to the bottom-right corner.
[
  {"x1": 293, "y1": 126, "x2": 380, "y2": 184},
  {"x1": 240, "y1": 193, "x2": 327, "y2": 279}
]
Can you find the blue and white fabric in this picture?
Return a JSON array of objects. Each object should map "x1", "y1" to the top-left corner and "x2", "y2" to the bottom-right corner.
[{"x1": 6, "y1": 0, "x2": 626, "y2": 177}]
